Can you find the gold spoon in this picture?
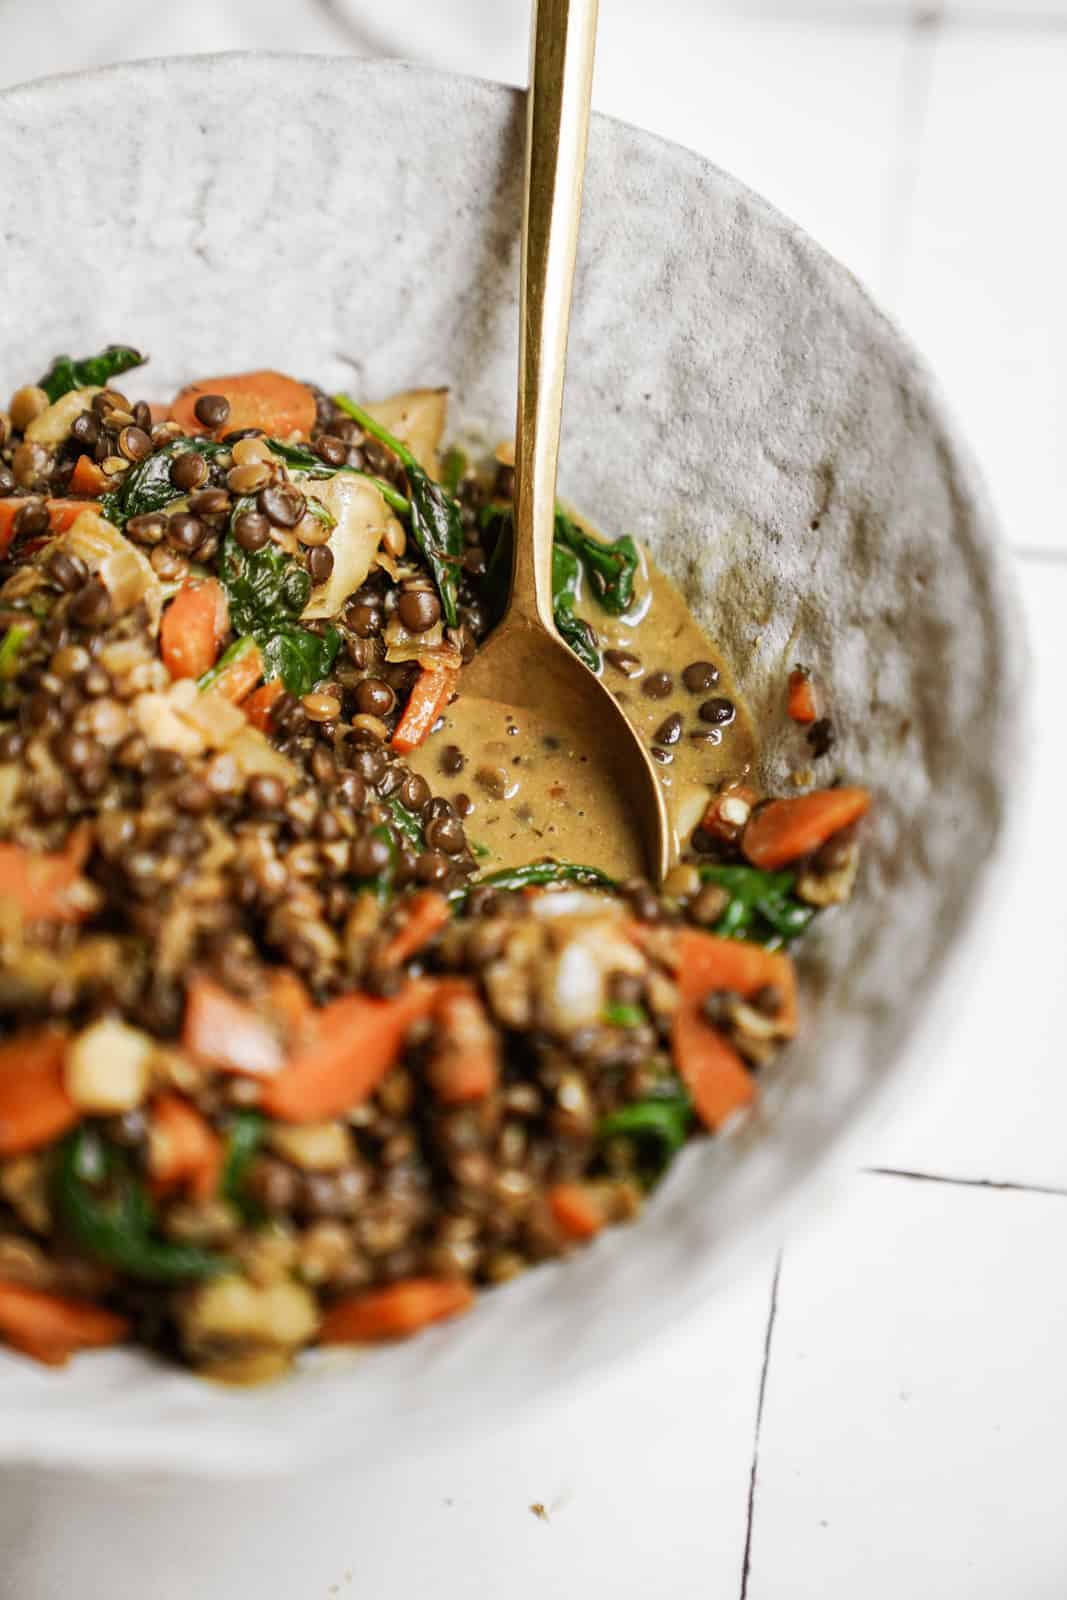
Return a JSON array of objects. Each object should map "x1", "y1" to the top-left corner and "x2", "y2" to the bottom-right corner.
[{"x1": 459, "y1": 0, "x2": 672, "y2": 883}]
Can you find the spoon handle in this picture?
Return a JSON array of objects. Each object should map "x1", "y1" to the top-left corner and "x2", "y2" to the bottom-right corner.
[{"x1": 511, "y1": 0, "x2": 599, "y2": 632}]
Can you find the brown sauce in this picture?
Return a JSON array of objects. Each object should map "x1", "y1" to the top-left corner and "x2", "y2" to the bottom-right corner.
[{"x1": 410, "y1": 541, "x2": 756, "y2": 874}]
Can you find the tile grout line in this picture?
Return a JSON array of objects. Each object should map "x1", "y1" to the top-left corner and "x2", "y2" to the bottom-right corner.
[
  {"x1": 866, "y1": 1166, "x2": 1067, "y2": 1199},
  {"x1": 738, "y1": 1250, "x2": 783, "y2": 1600}
]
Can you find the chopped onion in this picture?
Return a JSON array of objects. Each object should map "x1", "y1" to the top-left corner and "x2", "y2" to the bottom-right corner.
[{"x1": 301, "y1": 475, "x2": 390, "y2": 622}]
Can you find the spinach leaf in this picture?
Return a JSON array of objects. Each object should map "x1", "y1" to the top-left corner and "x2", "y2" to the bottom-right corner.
[
  {"x1": 552, "y1": 540, "x2": 600, "y2": 672},
  {"x1": 599, "y1": 1079, "x2": 693, "y2": 1185},
  {"x1": 220, "y1": 1111, "x2": 265, "y2": 1221},
  {"x1": 264, "y1": 438, "x2": 409, "y2": 515},
  {"x1": 39, "y1": 344, "x2": 144, "y2": 404},
  {"x1": 554, "y1": 508, "x2": 638, "y2": 616},
  {"x1": 450, "y1": 859, "x2": 616, "y2": 907},
  {"x1": 441, "y1": 447, "x2": 467, "y2": 497},
  {"x1": 261, "y1": 625, "x2": 339, "y2": 699},
  {"x1": 386, "y1": 798, "x2": 425, "y2": 852},
  {"x1": 101, "y1": 437, "x2": 228, "y2": 526},
  {"x1": 481, "y1": 504, "x2": 599, "y2": 672},
  {"x1": 602, "y1": 1002, "x2": 646, "y2": 1029},
  {"x1": 698, "y1": 863, "x2": 815, "y2": 949},
  {"x1": 197, "y1": 634, "x2": 257, "y2": 693},
  {"x1": 0, "y1": 622, "x2": 32, "y2": 681},
  {"x1": 56, "y1": 1127, "x2": 230, "y2": 1282},
  {"x1": 217, "y1": 523, "x2": 339, "y2": 697},
  {"x1": 333, "y1": 395, "x2": 463, "y2": 627}
]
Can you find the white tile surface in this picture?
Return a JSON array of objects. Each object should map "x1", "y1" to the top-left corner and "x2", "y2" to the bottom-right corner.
[
  {"x1": 0, "y1": 1259, "x2": 775, "y2": 1600},
  {"x1": 866, "y1": 556, "x2": 1067, "y2": 1189},
  {"x1": 746, "y1": 1174, "x2": 1067, "y2": 1599},
  {"x1": 890, "y1": 24, "x2": 1067, "y2": 552}
]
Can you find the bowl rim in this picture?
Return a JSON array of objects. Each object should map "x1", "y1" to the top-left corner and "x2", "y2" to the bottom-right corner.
[{"x1": 0, "y1": 50, "x2": 1031, "y2": 1478}]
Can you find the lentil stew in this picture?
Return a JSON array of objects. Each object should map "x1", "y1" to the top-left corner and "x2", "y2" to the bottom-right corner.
[{"x1": 0, "y1": 352, "x2": 869, "y2": 1380}]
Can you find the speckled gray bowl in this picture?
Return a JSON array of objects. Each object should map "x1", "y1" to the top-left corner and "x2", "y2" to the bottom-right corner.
[{"x1": 0, "y1": 54, "x2": 1025, "y2": 1476}]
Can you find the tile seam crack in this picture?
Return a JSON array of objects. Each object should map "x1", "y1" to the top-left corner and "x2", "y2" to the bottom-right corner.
[
  {"x1": 866, "y1": 1166, "x2": 1067, "y2": 1199},
  {"x1": 739, "y1": 1250, "x2": 783, "y2": 1600}
]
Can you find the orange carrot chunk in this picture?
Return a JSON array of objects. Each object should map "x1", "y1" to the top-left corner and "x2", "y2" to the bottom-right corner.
[
  {"x1": 212, "y1": 641, "x2": 264, "y2": 705},
  {"x1": 673, "y1": 930, "x2": 797, "y2": 1034},
  {"x1": 0, "y1": 1031, "x2": 78, "y2": 1158},
  {"x1": 390, "y1": 668, "x2": 457, "y2": 755},
  {"x1": 318, "y1": 1278, "x2": 474, "y2": 1345},
  {"x1": 261, "y1": 983, "x2": 436, "y2": 1124},
  {"x1": 427, "y1": 980, "x2": 499, "y2": 1104},
  {"x1": 787, "y1": 668, "x2": 818, "y2": 725},
  {"x1": 242, "y1": 678, "x2": 286, "y2": 732},
  {"x1": 68, "y1": 455, "x2": 109, "y2": 497},
  {"x1": 169, "y1": 371, "x2": 317, "y2": 440},
  {"x1": 160, "y1": 578, "x2": 229, "y2": 681},
  {"x1": 742, "y1": 787, "x2": 871, "y2": 871},
  {"x1": 0, "y1": 498, "x2": 107, "y2": 555},
  {"x1": 672, "y1": 1007, "x2": 757, "y2": 1131},
  {"x1": 182, "y1": 976, "x2": 284, "y2": 1078},
  {"x1": 549, "y1": 1182, "x2": 608, "y2": 1241},
  {"x1": 0, "y1": 1281, "x2": 128, "y2": 1368},
  {"x1": 148, "y1": 1093, "x2": 225, "y2": 1204},
  {"x1": 378, "y1": 890, "x2": 451, "y2": 968},
  {"x1": 0, "y1": 823, "x2": 92, "y2": 924}
]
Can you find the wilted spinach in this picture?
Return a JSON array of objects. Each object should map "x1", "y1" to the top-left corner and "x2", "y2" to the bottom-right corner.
[
  {"x1": 481, "y1": 503, "x2": 600, "y2": 672},
  {"x1": 101, "y1": 437, "x2": 228, "y2": 526},
  {"x1": 698, "y1": 864, "x2": 815, "y2": 949},
  {"x1": 333, "y1": 394, "x2": 464, "y2": 627},
  {"x1": 39, "y1": 344, "x2": 144, "y2": 404},
  {"x1": 554, "y1": 508, "x2": 638, "y2": 615},
  {"x1": 599, "y1": 1079, "x2": 693, "y2": 1186},
  {"x1": 264, "y1": 437, "x2": 409, "y2": 516},
  {"x1": 217, "y1": 521, "x2": 339, "y2": 698}
]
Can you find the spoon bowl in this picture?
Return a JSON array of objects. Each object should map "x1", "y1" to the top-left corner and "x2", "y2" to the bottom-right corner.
[{"x1": 467, "y1": 0, "x2": 671, "y2": 882}]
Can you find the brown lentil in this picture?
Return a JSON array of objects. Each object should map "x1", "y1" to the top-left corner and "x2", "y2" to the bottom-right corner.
[
  {"x1": 227, "y1": 462, "x2": 272, "y2": 495},
  {"x1": 193, "y1": 393, "x2": 231, "y2": 430},
  {"x1": 170, "y1": 451, "x2": 210, "y2": 493}
]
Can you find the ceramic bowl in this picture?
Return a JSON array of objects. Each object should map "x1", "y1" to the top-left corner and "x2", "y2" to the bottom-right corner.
[{"x1": 0, "y1": 53, "x2": 1025, "y2": 1476}]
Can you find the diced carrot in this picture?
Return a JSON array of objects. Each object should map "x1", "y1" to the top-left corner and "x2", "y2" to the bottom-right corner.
[
  {"x1": 787, "y1": 668, "x2": 818, "y2": 725},
  {"x1": 212, "y1": 641, "x2": 263, "y2": 705},
  {"x1": 427, "y1": 980, "x2": 499, "y2": 1104},
  {"x1": 243, "y1": 678, "x2": 286, "y2": 732},
  {"x1": 148, "y1": 1093, "x2": 225, "y2": 1205},
  {"x1": 669, "y1": 929, "x2": 799, "y2": 1131},
  {"x1": 182, "y1": 975, "x2": 284, "y2": 1078},
  {"x1": 549, "y1": 1182, "x2": 608, "y2": 1241},
  {"x1": 674, "y1": 930, "x2": 797, "y2": 1034},
  {"x1": 266, "y1": 969, "x2": 314, "y2": 1041},
  {"x1": 672, "y1": 1007, "x2": 757, "y2": 1131},
  {"x1": 378, "y1": 890, "x2": 451, "y2": 967},
  {"x1": 169, "y1": 371, "x2": 317, "y2": 440},
  {"x1": 68, "y1": 455, "x2": 108, "y2": 497},
  {"x1": 318, "y1": 1278, "x2": 474, "y2": 1345},
  {"x1": 0, "y1": 498, "x2": 105, "y2": 555},
  {"x1": 160, "y1": 578, "x2": 229, "y2": 681},
  {"x1": 742, "y1": 787, "x2": 871, "y2": 871},
  {"x1": 0, "y1": 1031, "x2": 78, "y2": 1157},
  {"x1": 261, "y1": 982, "x2": 436, "y2": 1124},
  {"x1": 390, "y1": 667, "x2": 457, "y2": 755},
  {"x1": 0, "y1": 822, "x2": 93, "y2": 924},
  {"x1": 0, "y1": 1281, "x2": 128, "y2": 1367}
]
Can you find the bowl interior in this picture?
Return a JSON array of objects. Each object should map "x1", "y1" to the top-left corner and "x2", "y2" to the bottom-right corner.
[{"x1": 0, "y1": 53, "x2": 1023, "y2": 1474}]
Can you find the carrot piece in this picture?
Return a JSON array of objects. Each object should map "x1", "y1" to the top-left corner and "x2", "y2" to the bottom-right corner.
[
  {"x1": 169, "y1": 371, "x2": 317, "y2": 440},
  {"x1": 149, "y1": 1093, "x2": 225, "y2": 1204},
  {"x1": 266, "y1": 969, "x2": 314, "y2": 1041},
  {"x1": 390, "y1": 668, "x2": 457, "y2": 755},
  {"x1": 549, "y1": 1182, "x2": 608, "y2": 1241},
  {"x1": 672, "y1": 1008, "x2": 757, "y2": 1131},
  {"x1": 160, "y1": 578, "x2": 229, "y2": 681},
  {"x1": 378, "y1": 890, "x2": 451, "y2": 968},
  {"x1": 182, "y1": 976, "x2": 284, "y2": 1078},
  {"x1": 674, "y1": 930, "x2": 798, "y2": 1034},
  {"x1": 243, "y1": 678, "x2": 286, "y2": 732},
  {"x1": 742, "y1": 787, "x2": 871, "y2": 871},
  {"x1": 68, "y1": 455, "x2": 108, "y2": 497},
  {"x1": 787, "y1": 668, "x2": 818, "y2": 725},
  {"x1": 261, "y1": 982, "x2": 436, "y2": 1124},
  {"x1": 0, "y1": 1281, "x2": 128, "y2": 1367},
  {"x1": 0, "y1": 498, "x2": 105, "y2": 555},
  {"x1": 0, "y1": 1031, "x2": 78, "y2": 1157},
  {"x1": 212, "y1": 641, "x2": 263, "y2": 705},
  {"x1": 318, "y1": 1278, "x2": 474, "y2": 1345},
  {"x1": 427, "y1": 980, "x2": 499, "y2": 1104},
  {"x1": 0, "y1": 822, "x2": 93, "y2": 924}
]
